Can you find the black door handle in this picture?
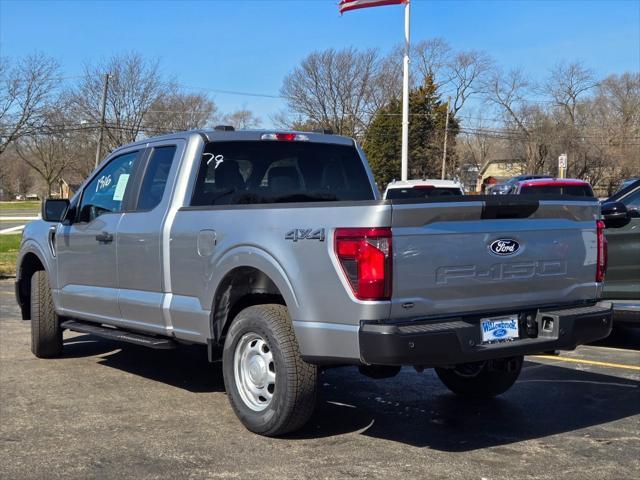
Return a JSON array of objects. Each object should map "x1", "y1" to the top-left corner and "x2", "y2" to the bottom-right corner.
[{"x1": 95, "y1": 231, "x2": 114, "y2": 243}]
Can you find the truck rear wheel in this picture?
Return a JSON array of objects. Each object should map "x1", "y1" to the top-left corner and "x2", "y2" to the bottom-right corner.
[
  {"x1": 435, "y1": 356, "x2": 523, "y2": 398},
  {"x1": 222, "y1": 304, "x2": 317, "y2": 436},
  {"x1": 30, "y1": 270, "x2": 62, "y2": 358}
]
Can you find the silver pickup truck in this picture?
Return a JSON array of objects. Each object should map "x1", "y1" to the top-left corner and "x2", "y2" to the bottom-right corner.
[{"x1": 15, "y1": 128, "x2": 612, "y2": 436}]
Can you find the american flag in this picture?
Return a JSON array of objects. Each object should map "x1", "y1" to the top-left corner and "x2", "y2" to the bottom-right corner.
[{"x1": 338, "y1": 0, "x2": 407, "y2": 14}]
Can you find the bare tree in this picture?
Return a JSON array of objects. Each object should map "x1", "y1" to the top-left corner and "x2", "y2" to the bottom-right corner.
[
  {"x1": 281, "y1": 47, "x2": 383, "y2": 137},
  {"x1": 411, "y1": 39, "x2": 493, "y2": 113},
  {"x1": 413, "y1": 38, "x2": 451, "y2": 82},
  {"x1": 586, "y1": 72, "x2": 640, "y2": 188},
  {"x1": 0, "y1": 53, "x2": 59, "y2": 155},
  {"x1": 69, "y1": 52, "x2": 167, "y2": 150},
  {"x1": 66, "y1": 127, "x2": 99, "y2": 182},
  {"x1": 460, "y1": 113, "x2": 497, "y2": 171},
  {"x1": 446, "y1": 50, "x2": 494, "y2": 114},
  {"x1": 12, "y1": 161, "x2": 35, "y2": 198},
  {"x1": 546, "y1": 61, "x2": 597, "y2": 125},
  {"x1": 144, "y1": 91, "x2": 217, "y2": 134},
  {"x1": 482, "y1": 68, "x2": 554, "y2": 173},
  {"x1": 370, "y1": 49, "x2": 403, "y2": 111},
  {"x1": 542, "y1": 62, "x2": 599, "y2": 179},
  {"x1": 271, "y1": 110, "x2": 325, "y2": 132},
  {"x1": 15, "y1": 107, "x2": 75, "y2": 196},
  {"x1": 222, "y1": 109, "x2": 261, "y2": 129},
  {"x1": 0, "y1": 154, "x2": 9, "y2": 196},
  {"x1": 596, "y1": 72, "x2": 640, "y2": 150}
]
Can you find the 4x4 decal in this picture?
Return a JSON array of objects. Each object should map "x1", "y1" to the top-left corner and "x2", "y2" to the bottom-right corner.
[{"x1": 285, "y1": 228, "x2": 325, "y2": 242}]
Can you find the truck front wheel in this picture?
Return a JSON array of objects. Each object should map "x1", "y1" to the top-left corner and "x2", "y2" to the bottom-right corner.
[
  {"x1": 30, "y1": 270, "x2": 63, "y2": 358},
  {"x1": 222, "y1": 304, "x2": 317, "y2": 436},
  {"x1": 435, "y1": 356, "x2": 523, "y2": 398}
]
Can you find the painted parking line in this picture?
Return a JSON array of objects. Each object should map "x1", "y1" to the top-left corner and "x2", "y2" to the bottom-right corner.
[
  {"x1": 0, "y1": 225, "x2": 25, "y2": 234},
  {"x1": 531, "y1": 355, "x2": 640, "y2": 371}
]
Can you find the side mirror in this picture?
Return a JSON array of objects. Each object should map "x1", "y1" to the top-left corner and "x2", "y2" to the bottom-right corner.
[
  {"x1": 42, "y1": 199, "x2": 69, "y2": 223},
  {"x1": 601, "y1": 201, "x2": 630, "y2": 228}
]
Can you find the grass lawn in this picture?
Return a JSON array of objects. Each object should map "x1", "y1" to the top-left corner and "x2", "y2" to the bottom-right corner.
[
  {"x1": 0, "y1": 233, "x2": 22, "y2": 277},
  {"x1": 0, "y1": 201, "x2": 41, "y2": 213}
]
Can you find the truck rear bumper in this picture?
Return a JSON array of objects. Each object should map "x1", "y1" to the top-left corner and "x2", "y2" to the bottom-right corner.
[
  {"x1": 359, "y1": 302, "x2": 613, "y2": 367},
  {"x1": 610, "y1": 301, "x2": 640, "y2": 325}
]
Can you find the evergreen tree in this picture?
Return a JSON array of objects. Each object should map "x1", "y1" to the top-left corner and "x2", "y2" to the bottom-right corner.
[{"x1": 363, "y1": 76, "x2": 459, "y2": 188}]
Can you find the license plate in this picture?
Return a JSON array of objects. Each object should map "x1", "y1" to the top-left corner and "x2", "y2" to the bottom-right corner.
[{"x1": 480, "y1": 315, "x2": 520, "y2": 344}]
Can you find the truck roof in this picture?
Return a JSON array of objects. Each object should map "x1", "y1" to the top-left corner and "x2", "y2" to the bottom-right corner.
[
  {"x1": 110, "y1": 128, "x2": 355, "y2": 156},
  {"x1": 385, "y1": 179, "x2": 463, "y2": 189}
]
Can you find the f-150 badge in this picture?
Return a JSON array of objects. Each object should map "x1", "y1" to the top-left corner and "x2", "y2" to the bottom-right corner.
[{"x1": 285, "y1": 228, "x2": 325, "y2": 242}]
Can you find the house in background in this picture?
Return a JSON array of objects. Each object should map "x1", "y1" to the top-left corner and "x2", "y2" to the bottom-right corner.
[
  {"x1": 476, "y1": 159, "x2": 525, "y2": 192},
  {"x1": 57, "y1": 178, "x2": 81, "y2": 199}
]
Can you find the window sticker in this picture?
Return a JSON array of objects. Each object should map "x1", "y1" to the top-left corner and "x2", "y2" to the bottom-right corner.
[
  {"x1": 112, "y1": 173, "x2": 130, "y2": 201},
  {"x1": 96, "y1": 174, "x2": 112, "y2": 192},
  {"x1": 204, "y1": 153, "x2": 224, "y2": 169}
]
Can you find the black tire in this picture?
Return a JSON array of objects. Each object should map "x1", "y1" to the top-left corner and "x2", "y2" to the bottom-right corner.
[
  {"x1": 30, "y1": 270, "x2": 62, "y2": 358},
  {"x1": 222, "y1": 304, "x2": 317, "y2": 436},
  {"x1": 435, "y1": 356, "x2": 523, "y2": 398}
]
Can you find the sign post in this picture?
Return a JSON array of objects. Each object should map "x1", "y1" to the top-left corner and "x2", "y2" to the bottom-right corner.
[{"x1": 558, "y1": 153, "x2": 567, "y2": 179}]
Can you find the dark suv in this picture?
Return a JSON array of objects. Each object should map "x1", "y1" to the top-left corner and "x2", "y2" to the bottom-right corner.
[
  {"x1": 601, "y1": 179, "x2": 640, "y2": 325},
  {"x1": 490, "y1": 175, "x2": 553, "y2": 195}
]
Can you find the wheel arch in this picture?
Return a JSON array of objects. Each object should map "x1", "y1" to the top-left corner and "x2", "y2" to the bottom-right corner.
[
  {"x1": 16, "y1": 250, "x2": 47, "y2": 320},
  {"x1": 211, "y1": 265, "x2": 289, "y2": 346}
]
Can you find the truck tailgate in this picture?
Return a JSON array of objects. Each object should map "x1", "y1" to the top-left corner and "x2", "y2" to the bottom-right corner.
[{"x1": 390, "y1": 198, "x2": 601, "y2": 319}]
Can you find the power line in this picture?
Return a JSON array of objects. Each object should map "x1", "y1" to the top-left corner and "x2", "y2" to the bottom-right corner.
[
  {"x1": 5, "y1": 121, "x2": 639, "y2": 147},
  {"x1": 163, "y1": 81, "x2": 284, "y2": 99}
]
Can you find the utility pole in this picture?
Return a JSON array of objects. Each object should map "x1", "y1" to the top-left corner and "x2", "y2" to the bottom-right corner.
[
  {"x1": 440, "y1": 96, "x2": 451, "y2": 180},
  {"x1": 94, "y1": 73, "x2": 109, "y2": 169}
]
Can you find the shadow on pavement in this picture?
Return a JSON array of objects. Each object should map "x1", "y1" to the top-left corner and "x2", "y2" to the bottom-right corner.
[
  {"x1": 63, "y1": 335, "x2": 639, "y2": 450},
  {"x1": 294, "y1": 362, "x2": 640, "y2": 450},
  {"x1": 63, "y1": 334, "x2": 224, "y2": 393},
  {"x1": 591, "y1": 324, "x2": 640, "y2": 351}
]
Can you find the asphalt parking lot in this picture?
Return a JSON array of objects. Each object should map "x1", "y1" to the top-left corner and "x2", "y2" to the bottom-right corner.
[{"x1": 1, "y1": 279, "x2": 638, "y2": 479}]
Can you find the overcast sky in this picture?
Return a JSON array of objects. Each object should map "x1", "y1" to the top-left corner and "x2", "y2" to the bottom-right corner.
[{"x1": 2, "y1": 0, "x2": 639, "y2": 126}]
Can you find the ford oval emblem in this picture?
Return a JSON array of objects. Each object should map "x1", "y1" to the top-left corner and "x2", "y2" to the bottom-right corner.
[
  {"x1": 490, "y1": 239, "x2": 520, "y2": 256},
  {"x1": 493, "y1": 328, "x2": 507, "y2": 338}
]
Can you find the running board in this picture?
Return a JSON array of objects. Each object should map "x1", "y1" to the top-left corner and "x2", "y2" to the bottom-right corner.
[{"x1": 61, "y1": 320, "x2": 178, "y2": 349}]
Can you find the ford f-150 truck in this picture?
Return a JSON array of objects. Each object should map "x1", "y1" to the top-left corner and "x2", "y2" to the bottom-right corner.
[{"x1": 15, "y1": 128, "x2": 613, "y2": 436}]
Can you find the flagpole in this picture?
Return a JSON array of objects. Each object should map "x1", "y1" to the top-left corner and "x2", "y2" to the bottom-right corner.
[{"x1": 400, "y1": 0, "x2": 410, "y2": 181}]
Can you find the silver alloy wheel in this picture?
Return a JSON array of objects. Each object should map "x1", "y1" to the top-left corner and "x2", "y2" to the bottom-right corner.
[{"x1": 233, "y1": 332, "x2": 276, "y2": 411}]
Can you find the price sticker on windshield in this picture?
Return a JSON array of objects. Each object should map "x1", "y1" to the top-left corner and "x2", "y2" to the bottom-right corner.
[{"x1": 112, "y1": 174, "x2": 130, "y2": 201}]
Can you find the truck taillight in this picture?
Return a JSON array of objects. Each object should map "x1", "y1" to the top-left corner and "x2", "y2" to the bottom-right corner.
[
  {"x1": 596, "y1": 220, "x2": 607, "y2": 282},
  {"x1": 334, "y1": 227, "x2": 392, "y2": 301}
]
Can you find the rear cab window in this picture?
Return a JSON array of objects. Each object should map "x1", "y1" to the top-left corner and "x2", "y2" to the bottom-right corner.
[
  {"x1": 191, "y1": 141, "x2": 374, "y2": 206},
  {"x1": 385, "y1": 187, "x2": 462, "y2": 199},
  {"x1": 520, "y1": 184, "x2": 594, "y2": 196}
]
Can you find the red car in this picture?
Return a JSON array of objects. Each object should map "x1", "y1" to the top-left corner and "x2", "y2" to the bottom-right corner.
[{"x1": 513, "y1": 178, "x2": 595, "y2": 197}]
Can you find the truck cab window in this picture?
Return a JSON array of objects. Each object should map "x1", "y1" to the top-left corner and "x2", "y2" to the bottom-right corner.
[
  {"x1": 137, "y1": 146, "x2": 177, "y2": 211},
  {"x1": 78, "y1": 151, "x2": 138, "y2": 223},
  {"x1": 191, "y1": 141, "x2": 373, "y2": 206}
]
